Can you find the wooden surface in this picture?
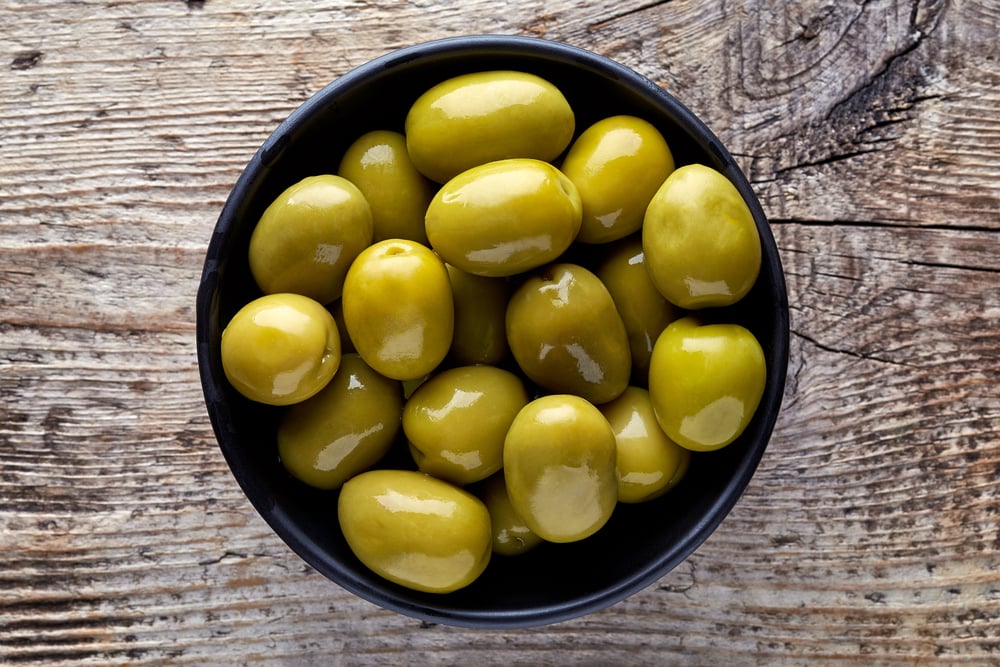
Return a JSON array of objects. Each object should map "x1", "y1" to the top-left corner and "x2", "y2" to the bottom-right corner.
[{"x1": 2, "y1": 0, "x2": 999, "y2": 664}]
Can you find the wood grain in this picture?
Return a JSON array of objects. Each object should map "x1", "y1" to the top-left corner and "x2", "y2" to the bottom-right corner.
[{"x1": 2, "y1": 0, "x2": 999, "y2": 664}]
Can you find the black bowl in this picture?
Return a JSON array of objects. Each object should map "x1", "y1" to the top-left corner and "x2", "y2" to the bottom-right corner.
[{"x1": 196, "y1": 34, "x2": 789, "y2": 629}]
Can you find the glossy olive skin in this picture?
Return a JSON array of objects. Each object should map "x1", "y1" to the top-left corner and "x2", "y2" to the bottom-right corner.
[
  {"x1": 478, "y1": 472, "x2": 542, "y2": 557},
  {"x1": 405, "y1": 70, "x2": 575, "y2": 183},
  {"x1": 248, "y1": 175, "x2": 373, "y2": 305},
  {"x1": 342, "y1": 239, "x2": 454, "y2": 381},
  {"x1": 506, "y1": 263, "x2": 631, "y2": 405},
  {"x1": 503, "y1": 394, "x2": 618, "y2": 543},
  {"x1": 643, "y1": 164, "x2": 761, "y2": 309},
  {"x1": 561, "y1": 115, "x2": 674, "y2": 244},
  {"x1": 446, "y1": 264, "x2": 510, "y2": 366},
  {"x1": 648, "y1": 316, "x2": 766, "y2": 452},
  {"x1": 221, "y1": 293, "x2": 341, "y2": 406},
  {"x1": 404, "y1": 365, "x2": 529, "y2": 485},
  {"x1": 337, "y1": 130, "x2": 434, "y2": 245},
  {"x1": 278, "y1": 354, "x2": 403, "y2": 490},
  {"x1": 596, "y1": 237, "x2": 681, "y2": 381},
  {"x1": 599, "y1": 387, "x2": 690, "y2": 503},
  {"x1": 338, "y1": 469, "x2": 492, "y2": 593},
  {"x1": 425, "y1": 158, "x2": 582, "y2": 277}
]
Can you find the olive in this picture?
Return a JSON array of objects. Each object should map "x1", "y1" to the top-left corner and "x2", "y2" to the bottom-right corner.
[
  {"x1": 425, "y1": 158, "x2": 582, "y2": 277},
  {"x1": 648, "y1": 316, "x2": 766, "y2": 451},
  {"x1": 596, "y1": 237, "x2": 681, "y2": 381},
  {"x1": 599, "y1": 386, "x2": 690, "y2": 503},
  {"x1": 341, "y1": 239, "x2": 454, "y2": 381},
  {"x1": 405, "y1": 70, "x2": 575, "y2": 183},
  {"x1": 404, "y1": 365, "x2": 529, "y2": 485},
  {"x1": 446, "y1": 264, "x2": 510, "y2": 366},
  {"x1": 248, "y1": 174, "x2": 373, "y2": 305},
  {"x1": 338, "y1": 469, "x2": 492, "y2": 593},
  {"x1": 503, "y1": 394, "x2": 618, "y2": 543},
  {"x1": 561, "y1": 115, "x2": 674, "y2": 244},
  {"x1": 506, "y1": 263, "x2": 631, "y2": 405},
  {"x1": 337, "y1": 130, "x2": 435, "y2": 245},
  {"x1": 478, "y1": 472, "x2": 543, "y2": 557},
  {"x1": 642, "y1": 164, "x2": 761, "y2": 309},
  {"x1": 277, "y1": 353, "x2": 403, "y2": 490},
  {"x1": 220, "y1": 293, "x2": 341, "y2": 406}
]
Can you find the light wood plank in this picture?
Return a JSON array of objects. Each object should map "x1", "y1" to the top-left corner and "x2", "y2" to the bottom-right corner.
[{"x1": 2, "y1": 0, "x2": 999, "y2": 664}]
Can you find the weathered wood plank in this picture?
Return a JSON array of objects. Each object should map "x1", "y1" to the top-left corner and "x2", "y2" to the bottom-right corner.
[{"x1": 2, "y1": 0, "x2": 999, "y2": 664}]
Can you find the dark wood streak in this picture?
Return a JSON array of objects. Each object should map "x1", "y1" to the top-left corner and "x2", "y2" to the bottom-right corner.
[{"x1": 2, "y1": 0, "x2": 999, "y2": 664}]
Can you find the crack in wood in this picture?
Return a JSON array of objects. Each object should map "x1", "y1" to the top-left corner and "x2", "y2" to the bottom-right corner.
[
  {"x1": 824, "y1": 0, "x2": 946, "y2": 124},
  {"x1": 756, "y1": 88, "x2": 944, "y2": 180},
  {"x1": 587, "y1": 0, "x2": 675, "y2": 31},
  {"x1": 899, "y1": 258, "x2": 1000, "y2": 275},
  {"x1": 771, "y1": 147, "x2": 879, "y2": 175},
  {"x1": 791, "y1": 329, "x2": 920, "y2": 369},
  {"x1": 766, "y1": 218, "x2": 1000, "y2": 234},
  {"x1": 731, "y1": 2, "x2": 955, "y2": 197},
  {"x1": 197, "y1": 550, "x2": 250, "y2": 566}
]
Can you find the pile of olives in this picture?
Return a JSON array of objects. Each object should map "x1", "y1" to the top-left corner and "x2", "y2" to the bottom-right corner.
[{"x1": 220, "y1": 70, "x2": 766, "y2": 594}]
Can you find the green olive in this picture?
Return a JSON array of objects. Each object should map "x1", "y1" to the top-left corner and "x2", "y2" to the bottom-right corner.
[
  {"x1": 404, "y1": 365, "x2": 528, "y2": 485},
  {"x1": 561, "y1": 115, "x2": 674, "y2": 244},
  {"x1": 338, "y1": 469, "x2": 492, "y2": 593},
  {"x1": 425, "y1": 158, "x2": 582, "y2": 277},
  {"x1": 642, "y1": 164, "x2": 761, "y2": 309},
  {"x1": 648, "y1": 316, "x2": 766, "y2": 451},
  {"x1": 277, "y1": 353, "x2": 403, "y2": 490},
  {"x1": 337, "y1": 130, "x2": 434, "y2": 245},
  {"x1": 599, "y1": 386, "x2": 690, "y2": 503},
  {"x1": 248, "y1": 175, "x2": 373, "y2": 304},
  {"x1": 478, "y1": 472, "x2": 543, "y2": 557},
  {"x1": 503, "y1": 394, "x2": 618, "y2": 543},
  {"x1": 446, "y1": 264, "x2": 510, "y2": 366},
  {"x1": 341, "y1": 239, "x2": 454, "y2": 381},
  {"x1": 405, "y1": 70, "x2": 575, "y2": 183},
  {"x1": 506, "y1": 263, "x2": 630, "y2": 405},
  {"x1": 596, "y1": 237, "x2": 681, "y2": 381},
  {"x1": 220, "y1": 293, "x2": 341, "y2": 406}
]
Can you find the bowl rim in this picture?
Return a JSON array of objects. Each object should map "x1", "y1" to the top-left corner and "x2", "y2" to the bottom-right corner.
[{"x1": 196, "y1": 33, "x2": 790, "y2": 629}]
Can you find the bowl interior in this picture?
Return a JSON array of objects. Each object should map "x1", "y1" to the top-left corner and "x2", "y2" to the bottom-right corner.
[{"x1": 197, "y1": 35, "x2": 789, "y2": 629}]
